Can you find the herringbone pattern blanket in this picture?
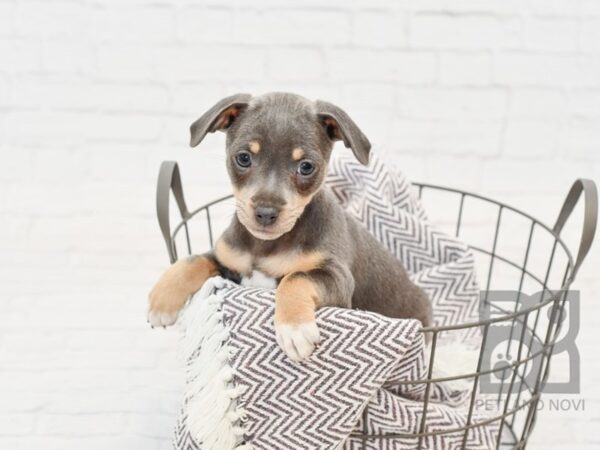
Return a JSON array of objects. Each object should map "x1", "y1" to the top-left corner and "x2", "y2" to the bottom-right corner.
[{"x1": 173, "y1": 154, "x2": 498, "y2": 449}]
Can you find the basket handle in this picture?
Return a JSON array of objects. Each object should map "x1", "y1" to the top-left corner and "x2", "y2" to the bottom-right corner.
[
  {"x1": 552, "y1": 178, "x2": 598, "y2": 280},
  {"x1": 157, "y1": 161, "x2": 190, "y2": 264}
]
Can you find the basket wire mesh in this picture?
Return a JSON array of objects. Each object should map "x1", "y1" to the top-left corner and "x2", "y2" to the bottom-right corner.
[{"x1": 156, "y1": 161, "x2": 597, "y2": 450}]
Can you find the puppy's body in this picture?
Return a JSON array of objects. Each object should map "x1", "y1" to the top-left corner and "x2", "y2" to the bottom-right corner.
[
  {"x1": 217, "y1": 186, "x2": 430, "y2": 324},
  {"x1": 148, "y1": 92, "x2": 432, "y2": 361}
]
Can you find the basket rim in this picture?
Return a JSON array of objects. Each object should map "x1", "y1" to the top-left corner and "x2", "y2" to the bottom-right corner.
[{"x1": 168, "y1": 182, "x2": 575, "y2": 334}]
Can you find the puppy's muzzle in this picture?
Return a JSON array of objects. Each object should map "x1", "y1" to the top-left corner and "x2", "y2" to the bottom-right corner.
[{"x1": 255, "y1": 205, "x2": 280, "y2": 226}]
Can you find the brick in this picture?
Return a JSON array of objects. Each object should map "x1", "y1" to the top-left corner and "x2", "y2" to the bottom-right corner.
[
  {"x1": 352, "y1": 11, "x2": 408, "y2": 48},
  {"x1": 14, "y1": 1, "x2": 91, "y2": 38},
  {"x1": 30, "y1": 149, "x2": 90, "y2": 183},
  {"x1": 481, "y1": 159, "x2": 591, "y2": 194},
  {"x1": 0, "y1": 415, "x2": 35, "y2": 435},
  {"x1": 508, "y1": 89, "x2": 567, "y2": 118},
  {"x1": 44, "y1": 391, "x2": 175, "y2": 415},
  {"x1": 36, "y1": 414, "x2": 126, "y2": 436},
  {"x1": 93, "y1": 84, "x2": 170, "y2": 113},
  {"x1": 343, "y1": 106, "x2": 393, "y2": 144},
  {"x1": 3, "y1": 111, "x2": 89, "y2": 147},
  {"x1": 0, "y1": 437, "x2": 160, "y2": 450},
  {"x1": 233, "y1": 10, "x2": 351, "y2": 45},
  {"x1": 0, "y1": 74, "x2": 9, "y2": 107},
  {"x1": 384, "y1": 150, "x2": 428, "y2": 181},
  {"x1": 390, "y1": 117, "x2": 503, "y2": 156},
  {"x1": 329, "y1": 50, "x2": 436, "y2": 83},
  {"x1": 260, "y1": 0, "x2": 359, "y2": 7},
  {"x1": 409, "y1": 15, "x2": 521, "y2": 50},
  {"x1": 424, "y1": 155, "x2": 484, "y2": 190},
  {"x1": 527, "y1": 0, "x2": 582, "y2": 16},
  {"x1": 576, "y1": 56, "x2": 600, "y2": 87},
  {"x1": 523, "y1": 18, "x2": 579, "y2": 52},
  {"x1": 1, "y1": 148, "x2": 33, "y2": 181},
  {"x1": 0, "y1": 392, "x2": 50, "y2": 412},
  {"x1": 9, "y1": 79, "x2": 164, "y2": 113},
  {"x1": 10, "y1": 79, "x2": 94, "y2": 110},
  {"x1": 493, "y1": 53, "x2": 580, "y2": 87},
  {"x1": 153, "y1": 45, "x2": 266, "y2": 82},
  {"x1": 560, "y1": 118, "x2": 600, "y2": 160},
  {"x1": 396, "y1": 87, "x2": 507, "y2": 119},
  {"x1": 502, "y1": 119, "x2": 560, "y2": 158},
  {"x1": 439, "y1": 52, "x2": 492, "y2": 86},
  {"x1": 581, "y1": 0, "x2": 600, "y2": 15},
  {"x1": 87, "y1": 114, "x2": 163, "y2": 141},
  {"x1": 0, "y1": 183, "x2": 85, "y2": 215},
  {"x1": 0, "y1": 39, "x2": 42, "y2": 72},
  {"x1": 127, "y1": 413, "x2": 177, "y2": 438},
  {"x1": 42, "y1": 40, "x2": 93, "y2": 73},
  {"x1": 341, "y1": 83, "x2": 396, "y2": 107},
  {"x1": 422, "y1": 0, "x2": 524, "y2": 14},
  {"x1": 581, "y1": 19, "x2": 600, "y2": 53},
  {"x1": 96, "y1": 43, "x2": 156, "y2": 81},
  {"x1": 93, "y1": 5, "x2": 175, "y2": 43},
  {"x1": 177, "y1": 7, "x2": 233, "y2": 43},
  {"x1": 267, "y1": 48, "x2": 324, "y2": 81},
  {"x1": 0, "y1": 3, "x2": 14, "y2": 36},
  {"x1": 88, "y1": 144, "x2": 153, "y2": 182},
  {"x1": 568, "y1": 89, "x2": 600, "y2": 117}
]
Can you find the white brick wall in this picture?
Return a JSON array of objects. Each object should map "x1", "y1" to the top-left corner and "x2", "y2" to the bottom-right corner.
[{"x1": 1, "y1": 1, "x2": 599, "y2": 448}]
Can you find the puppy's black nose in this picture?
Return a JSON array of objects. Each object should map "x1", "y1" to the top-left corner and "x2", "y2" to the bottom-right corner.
[{"x1": 255, "y1": 206, "x2": 279, "y2": 226}]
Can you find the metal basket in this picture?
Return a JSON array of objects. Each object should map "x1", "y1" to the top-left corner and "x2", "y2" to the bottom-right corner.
[{"x1": 156, "y1": 161, "x2": 597, "y2": 450}]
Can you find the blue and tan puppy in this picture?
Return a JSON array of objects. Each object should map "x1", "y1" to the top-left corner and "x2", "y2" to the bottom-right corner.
[{"x1": 148, "y1": 92, "x2": 432, "y2": 362}]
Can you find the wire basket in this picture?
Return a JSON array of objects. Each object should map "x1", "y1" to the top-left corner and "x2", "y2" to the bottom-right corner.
[{"x1": 156, "y1": 161, "x2": 597, "y2": 450}]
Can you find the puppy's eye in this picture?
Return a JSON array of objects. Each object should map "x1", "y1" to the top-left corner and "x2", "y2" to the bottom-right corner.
[
  {"x1": 297, "y1": 160, "x2": 315, "y2": 176},
  {"x1": 235, "y1": 151, "x2": 252, "y2": 168}
]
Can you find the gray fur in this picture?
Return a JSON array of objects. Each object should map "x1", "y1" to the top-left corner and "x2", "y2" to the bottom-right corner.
[
  {"x1": 316, "y1": 99, "x2": 372, "y2": 165},
  {"x1": 192, "y1": 92, "x2": 432, "y2": 327},
  {"x1": 189, "y1": 93, "x2": 252, "y2": 147}
]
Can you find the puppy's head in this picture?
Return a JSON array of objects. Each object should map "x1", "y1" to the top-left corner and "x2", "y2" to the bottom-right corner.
[{"x1": 190, "y1": 92, "x2": 370, "y2": 240}]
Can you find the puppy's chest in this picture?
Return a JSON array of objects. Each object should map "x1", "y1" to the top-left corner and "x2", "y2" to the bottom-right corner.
[
  {"x1": 215, "y1": 239, "x2": 324, "y2": 284},
  {"x1": 241, "y1": 270, "x2": 278, "y2": 289}
]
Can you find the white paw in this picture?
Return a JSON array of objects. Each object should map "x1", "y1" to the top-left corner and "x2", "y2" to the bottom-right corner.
[
  {"x1": 147, "y1": 309, "x2": 178, "y2": 328},
  {"x1": 274, "y1": 321, "x2": 320, "y2": 362}
]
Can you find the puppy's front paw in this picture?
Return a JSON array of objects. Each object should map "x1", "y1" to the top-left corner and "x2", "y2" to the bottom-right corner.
[
  {"x1": 274, "y1": 320, "x2": 320, "y2": 362},
  {"x1": 147, "y1": 256, "x2": 218, "y2": 328},
  {"x1": 147, "y1": 283, "x2": 189, "y2": 328}
]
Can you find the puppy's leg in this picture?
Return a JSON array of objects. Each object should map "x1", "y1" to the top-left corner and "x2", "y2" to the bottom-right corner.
[
  {"x1": 148, "y1": 254, "x2": 219, "y2": 327},
  {"x1": 274, "y1": 262, "x2": 354, "y2": 362}
]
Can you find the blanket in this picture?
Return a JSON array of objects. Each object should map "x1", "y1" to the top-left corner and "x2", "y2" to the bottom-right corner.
[{"x1": 172, "y1": 154, "x2": 498, "y2": 449}]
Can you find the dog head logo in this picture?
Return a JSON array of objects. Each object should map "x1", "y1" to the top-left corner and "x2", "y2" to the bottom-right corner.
[{"x1": 189, "y1": 92, "x2": 371, "y2": 240}]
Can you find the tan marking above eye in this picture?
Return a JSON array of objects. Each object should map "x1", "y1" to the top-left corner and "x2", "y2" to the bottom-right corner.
[
  {"x1": 249, "y1": 141, "x2": 261, "y2": 154},
  {"x1": 275, "y1": 275, "x2": 320, "y2": 325},
  {"x1": 257, "y1": 250, "x2": 324, "y2": 278},
  {"x1": 292, "y1": 147, "x2": 305, "y2": 161},
  {"x1": 215, "y1": 239, "x2": 253, "y2": 275}
]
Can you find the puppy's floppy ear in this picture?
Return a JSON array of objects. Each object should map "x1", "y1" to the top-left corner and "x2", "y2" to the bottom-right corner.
[
  {"x1": 190, "y1": 93, "x2": 252, "y2": 147},
  {"x1": 316, "y1": 100, "x2": 371, "y2": 165}
]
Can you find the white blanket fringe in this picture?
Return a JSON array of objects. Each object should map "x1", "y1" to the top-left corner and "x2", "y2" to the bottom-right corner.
[{"x1": 178, "y1": 277, "x2": 251, "y2": 450}]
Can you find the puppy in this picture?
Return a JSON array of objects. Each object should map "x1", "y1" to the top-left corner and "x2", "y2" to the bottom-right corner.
[{"x1": 148, "y1": 92, "x2": 432, "y2": 361}]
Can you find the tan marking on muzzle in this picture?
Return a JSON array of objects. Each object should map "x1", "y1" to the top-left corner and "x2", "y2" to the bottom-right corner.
[
  {"x1": 249, "y1": 141, "x2": 261, "y2": 154},
  {"x1": 292, "y1": 147, "x2": 304, "y2": 161},
  {"x1": 233, "y1": 183, "x2": 318, "y2": 240},
  {"x1": 258, "y1": 250, "x2": 324, "y2": 278},
  {"x1": 275, "y1": 275, "x2": 320, "y2": 325},
  {"x1": 215, "y1": 238, "x2": 253, "y2": 275}
]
